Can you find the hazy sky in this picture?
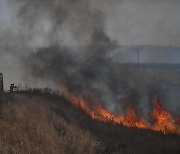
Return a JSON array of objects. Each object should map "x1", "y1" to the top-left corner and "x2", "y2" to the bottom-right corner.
[
  {"x1": 102, "y1": 0, "x2": 180, "y2": 46},
  {"x1": 0, "y1": 0, "x2": 180, "y2": 46}
]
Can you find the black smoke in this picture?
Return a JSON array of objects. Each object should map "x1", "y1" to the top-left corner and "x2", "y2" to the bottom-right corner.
[{"x1": 9, "y1": 0, "x2": 179, "y2": 117}]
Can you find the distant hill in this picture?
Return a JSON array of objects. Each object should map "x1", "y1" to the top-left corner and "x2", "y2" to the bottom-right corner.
[
  {"x1": 119, "y1": 63, "x2": 180, "y2": 69},
  {"x1": 111, "y1": 45, "x2": 180, "y2": 64},
  {"x1": 0, "y1": 92, "x2": 179, "y2": 154}
]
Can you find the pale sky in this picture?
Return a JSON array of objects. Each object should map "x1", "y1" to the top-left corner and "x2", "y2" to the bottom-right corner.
[{"x1": 0, "y1": 0, "x2": 180, "y2": 46}]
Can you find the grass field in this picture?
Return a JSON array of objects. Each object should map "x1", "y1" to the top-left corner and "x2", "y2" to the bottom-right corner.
[{"x1": 0, "y1": 92, "x2": 179, "y2": 154}]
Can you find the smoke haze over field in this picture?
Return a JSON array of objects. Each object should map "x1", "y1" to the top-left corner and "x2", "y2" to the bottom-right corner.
[
  {"x1": 1, "y1": 0, "x2": 180, "y2": 85},
  {"x1": 0, "y1": 0, "x2": 180, "y2": 117}
]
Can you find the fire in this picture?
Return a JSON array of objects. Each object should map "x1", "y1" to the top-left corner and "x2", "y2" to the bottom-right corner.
[
  {"x1": 71, "y1": 96, "x2": 180, "y2": 134},
  {"x1": 152, "y1": 96, "x2": 176, "y2": 134},
  {"x1": 71, "y1": 97, "x2": 100, "y2": 120},
  {"x1": 123, "y1": 106, "x2": 148, "y2": 129}
]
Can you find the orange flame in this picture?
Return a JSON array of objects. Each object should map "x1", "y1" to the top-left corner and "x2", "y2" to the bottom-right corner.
[
  {"x1": 152, "y1": 96, "x2": 176, "y2": 134},
  {"x1": 71, "y1": 96, "x2": 180, "y2": 134}
]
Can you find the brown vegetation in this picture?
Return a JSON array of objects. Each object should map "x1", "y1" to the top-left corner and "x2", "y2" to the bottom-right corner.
[
  {"x1": 0, "y1": 92, "x2": 179, "y2": 154},
  {"x1": 0, "y1": 94, "x2": 103, "y2": 154}
]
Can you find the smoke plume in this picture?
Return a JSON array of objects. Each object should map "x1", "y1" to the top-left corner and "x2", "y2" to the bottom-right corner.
[{"x1": 0, "y1": 0, "x2": 180, "y2": 117}]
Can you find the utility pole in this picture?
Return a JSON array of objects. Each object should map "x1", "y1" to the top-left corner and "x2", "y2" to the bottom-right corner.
[{"x1": 133, "y1": 47, "x2": 143, "y2": 89}]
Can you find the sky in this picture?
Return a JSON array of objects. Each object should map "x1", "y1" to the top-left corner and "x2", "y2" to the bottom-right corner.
[{"x1": 1, "y1": 0, "x2": 180, "y2": 46}]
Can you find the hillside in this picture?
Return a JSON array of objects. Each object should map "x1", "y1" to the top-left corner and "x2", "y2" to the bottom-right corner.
[{"x1": 0, "y1": 93, "x2": 180, "y2": 154}]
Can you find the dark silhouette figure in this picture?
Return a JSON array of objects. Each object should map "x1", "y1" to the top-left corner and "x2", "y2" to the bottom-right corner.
[
  {"x1": 10, "y1": 84, "x2": 15, "y2": 93},
  {"x1": 0, "y1": 73, "x2": 4, "y2": 93}
]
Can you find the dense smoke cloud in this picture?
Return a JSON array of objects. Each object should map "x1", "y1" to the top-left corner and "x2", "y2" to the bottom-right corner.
[
  {"x1": 25, "y1": 44, "x2": 180, "y2": 116},
  {"x1": 0, "y1": 0, "x2": 180, "y2": 117}
]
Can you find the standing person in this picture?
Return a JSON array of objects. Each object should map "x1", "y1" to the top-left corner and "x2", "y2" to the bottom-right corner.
[{"x1": 10, "y1": 84, "x2": 14, "y2": 93}]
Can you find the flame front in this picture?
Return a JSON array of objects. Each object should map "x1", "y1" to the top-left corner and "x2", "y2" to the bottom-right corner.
[
  {"x1": 152, "y1": 96, "x2": 177, "y2": 134},
  {"x1": 71, "y1": 96, "x2": 180, "y2": 134}
]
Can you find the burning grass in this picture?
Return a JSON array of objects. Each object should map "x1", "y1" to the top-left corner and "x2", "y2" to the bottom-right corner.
[{"x1": 71, "y1": 95, "x2": 180, "y2": 134}]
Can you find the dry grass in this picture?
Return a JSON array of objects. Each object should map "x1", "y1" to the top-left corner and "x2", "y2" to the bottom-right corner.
[
  {"x1": 0, "y1": 93, "x2": 179, "y2": 154},
  {"x1": 0, "y1": 94, "x2": 103, "y2": 154}
]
